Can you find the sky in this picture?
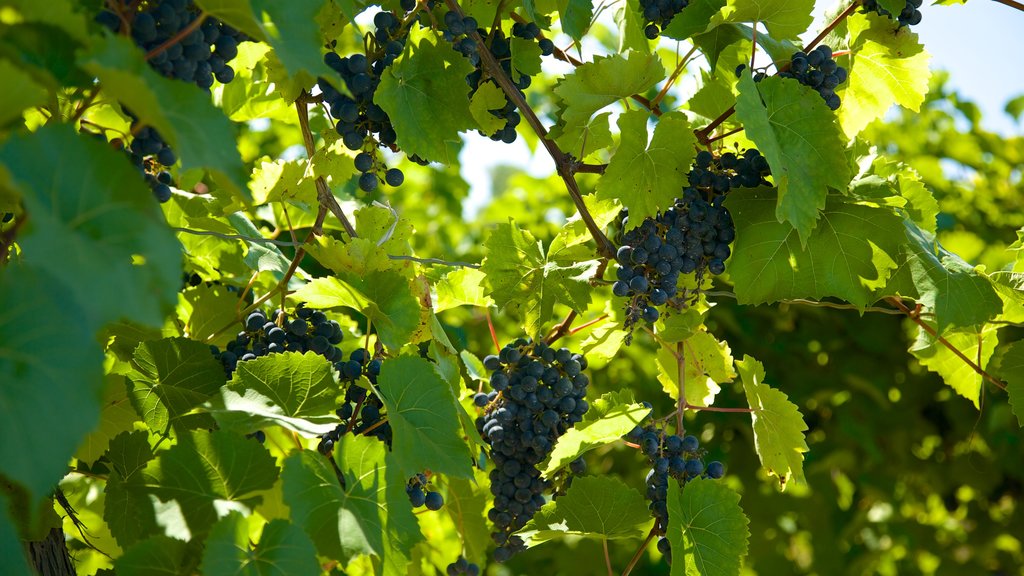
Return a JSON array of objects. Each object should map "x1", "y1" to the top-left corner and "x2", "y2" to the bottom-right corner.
[{"x1": 459, "y1": 0, "x2": 1024, "y2": 215}]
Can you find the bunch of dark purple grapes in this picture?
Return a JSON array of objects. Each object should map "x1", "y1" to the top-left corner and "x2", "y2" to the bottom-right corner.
[
  {"x1": 613, "y1": 150, "x2": 769, "y2": 329},
  {"x1": 445, "y1": 556, "x2": 481, "y2": 576},
  {"x1": 638, "y1": 0, "x2": 689, "y2": 39},
  {"x1": 319, "y1": 10, "x2": 427, "y2": 192},
  {"x1": 778, "y1": 46, "x2": 848, "y2": 111},
  {"x1": 97, "y1": 0, "x2": 249, "y2": 202},
  {"x1": 442, "y1": 13, "x2": 553, "y2": 144},
  {"x1": 478, "y1": 339, "x2": 590, "y2": 562},
  {"x1": 406, "y1": 472, "x2": 445, "y2": 511},
  {"x1": 317, "y1": 347, "x2": 391, "y2": 453},
  {"x1": 212, "y1": 305, "x2": 345, "y2": 375},
  {"x1": 862, "y1": 0, "x2": 923, "y2": 27},
  {"x1": 626, "y1": 425, "x2": 724, "y2": 565}
]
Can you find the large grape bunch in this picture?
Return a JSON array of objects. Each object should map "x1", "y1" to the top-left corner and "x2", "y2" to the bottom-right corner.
[
  {"x1": 626, "y1": 425, "x2": 725, "y2": 564},
  {"x1": 442, "y1": 13, "x2": 553, "y2": 144},
  {"x1": 638, "y1": 0, "x2": 689, "y2": 40},
  {"x1": 862, "y1": 0, "x2": 923, "y2": 27},
  {"x1": 319, "y1": 9, "x2": 425, "y2": 192},
  {"x1": 613, "y1": 149, "x2": 770, "y2": 330},
  {"x1": 97, "y1": 0, "x2": 249, "y2": 202},
  {"x1": 478, "y1": 339, "x2": 590, "y2": 562}
]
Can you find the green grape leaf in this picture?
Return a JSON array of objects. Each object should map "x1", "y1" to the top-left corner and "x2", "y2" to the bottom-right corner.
[
  {"x1": 104, "y1": 431, "x2": 160, "y2": 548},
  {"x1": 549, "y1": 111, "x2": 614, "y2": 162},
  {"x1": 596, "y1": 111, "x2": 697, "y2": 226},
  {"x1": 0, "y1": 267, "x2": 104, "y2": 502},
  {"x1": 995, "y1": 340, "x2": 1024, "y2": 427},
  {"x1": 113, "y1": 536, "x2": 192, "y2": 576},
  {"x1": 666, "y1": 479, "x2": 749, "y2": 576},
  {"x1": 0, "y1": 60, "x2": 47, "y2": 128},
  {"x1": 618, "y1": 0, "x2": 651, "y2": 54},
  {"x1": 250, "y1": 0, "x2": 334, "y2": 80},
  {"x1": 886, "y1": 222, "x2": 1003, "y2": 333},
  {"x1": 854, "y1": 159, "x2": 939, "y2": 234},
  {"x1": 0, "y1": 125, "x2": 182, "y2": 329},
  {"x1": 662, "y1": 0, "x2": 727, "y2": 40},
  {"x1": 201, "y1": 512, "x2": 320, "y2": 576},
  {"x1": 541, "y1": 390, "x2": 652, "y2": 478},
  {"x1": 377, "y1": 356, "x2": 474, "y2": 479},
  {"x1": 249, "y1": 158, "x2": 316, "y2": 205},
  {"x1": 469, "y1": 81, "x2": 509, "y2": 136},
  {"x1": 511, "y1": 37, "x2": 543, "y2": 77},
  {"x1": 838, "y1": 12, "x2": 931, "y2": 138},
  {"x1": 229, "y1": 213, "x2": 300, "y2": 278},
  {"x1": 735, "y1": 356, "x2": 809, "y2": 488},
  {"x1": 282, "y1": 438, "x2": 421, "y2": 573},
  {"x1": 75, "y1": 375, "x2": 139, "y2": 465},
  {"x1": 579, "y1": 320, "x2": 629, "y2": 364},
  {"x1": 656, "y1": 330, "x2": 737, "y2": 408},
  {"x1": 709, "y1": 0, "x2": 815, "y2": 39},
  {"x1": 0, "y1": 493, "x2": 32, "y2": 576},
  {"x1": 80, "y1": 36, "x2": 247, "y2": 195},
  {"x1": 910, "y1": 325, "x2": 998, "y2": 409},
  {"x1": 518, "y1": 476, "x2": 651, "y2": 545},
  {"x1": 734, "y1": 73, "x2": 853, "y2": 242},
  {"x1": 291, "y1": 271, "x2": 421, "y2": 350},
  {"x1": 728, "y1": 188, "x2": 904, "y2": 307},
  {"x1": 127, "y1": 337, "x2": 227, "y2": 431},
  {"x1": 376, "y1": 30, "x2": 476, "y2": 164},
  {"x1": 177, "y1": 283, "x2": 241, "y2": 347},
  {"x1": 207, "y1": 352, "x2": 341, "y2": 437},
  {"x1": 148, "y1": 430, "x2": 279, "y2": 537},
  {"x1": 549, "y1": 193, "x2": 622, "y2": 263},
  {"x1": 444, "y1": 469, "x2": 492, "y2": 565},
  {"x1": 561, "y1": 0, "x2": 595, "y2": 40},
  {"x1": 481, "y1": 219, "x2": 598, "y2": 337},
  {"x1": 192, "y1": 0, "x2": 265, "y2": 39},
  {"x1": 553, "y1": 52, "x2": 665, "y2": 128},
  {"x1": 435, "y1": 268, "x2": 495, "y2": 312}
]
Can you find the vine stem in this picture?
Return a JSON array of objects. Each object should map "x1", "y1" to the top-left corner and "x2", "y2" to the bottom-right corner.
[
  {"x1": 603, "y1": 539, "x2": 613, "y2": 576},
  {"x1": 676, "y1": 342, "x2": 685, "y2": 433},
  {"x1": 569, "y1": 313, "x2": 610, "y2": 335},
  {"x1": 546, "y1": 310, "x2": 579, "y2": 345},
  {"x1": 993, "y1": 0, "x2": 1024, "y2": 11},
  {"x1": 694, "y1": 0, "x2": 860, "y2": 144},
  {"x1": 650, "y1": 44, "x2": 699, "y2": 109},
  {"x1": 294, "y1": 93, "x2": 358, "y2": 238},
  {"x1": 446, "y1": 0, "x2": 616, "y2": 258},
  {"x1": 621, "y1": 528, "x2": 656, "y2": 576},
  {"x1": 886, "y1": 297, "x2": 1007, "y2": 391},
  {"x1": 146, "y1": 13, "x2": 208, "y2": 60},
  {"x1": 485, "y1": 307, "x2": 501, "y2": 353}
]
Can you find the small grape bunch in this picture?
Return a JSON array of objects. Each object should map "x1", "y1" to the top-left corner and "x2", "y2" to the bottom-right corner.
[
  {"x1": 317, "y1": 348, "x2": 390, "y2": 453},
  {"x1": 626, "y1": 425, "x2": 724, "y2": 564},
  {"x1": 778, "y1": 45, "x2": 848, "y2": 111},
  {"x1": 212, "y1": 304, "x2": 345, "y2": 375},
  {"x1": 638, "y1": 0, "x2": 689, "y2": 39},
  {"x1": 406, "y1": 472, "x2": 445, "y2": 510},
  {"x1": 445, "y1": 556, "x2": 481, "y2": 576},
  {"x1": 862, "y1": 0, "x2": 923, "y2": 27}
]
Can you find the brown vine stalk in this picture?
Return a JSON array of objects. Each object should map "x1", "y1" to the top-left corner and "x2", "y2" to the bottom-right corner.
[
  {"x1": 886, "y1": 297, "x2": 1007, "y2": 391},
  {"x1": 447, "y1": 0, "x2": 616, "y2": 259}
]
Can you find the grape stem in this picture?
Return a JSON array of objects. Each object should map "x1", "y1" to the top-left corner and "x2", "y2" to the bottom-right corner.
[
  {"x1": 447, "y1": 0, "x2": 617, "y2": 258},
  {"x1": 650, "y1": 44, "x2": 700, "y2": 110},
  {"x1": 545, "y1": 310, "x2": 579, "y2": 345},
  {"x1": 993, "y1": 0, "x2": 1024, "y2": 11},
  {"x1": 693, "y1": 0, "x2": 860, "y2": 145},
  {"x1": 603, "y1": 539, "x2": 614, "y2": 576},
  {"x1": 676, "y1": 342, "x2": 685, "y2": 432},
  {"x1": 485, "y1": 307, "x2": 502, "y2": 353},
  {"x1": 146, "y1": 13, "x2": 209, "y2": 60},
  {"x1": 295, "y1": 93, "x2": 358, "y2": 238},
  {"x1": 886, "y1": 297, "x2": 1008, "y2": 391},
  {"x1": 620, "y1": 527, "x2": 656, "y2": 576}
]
